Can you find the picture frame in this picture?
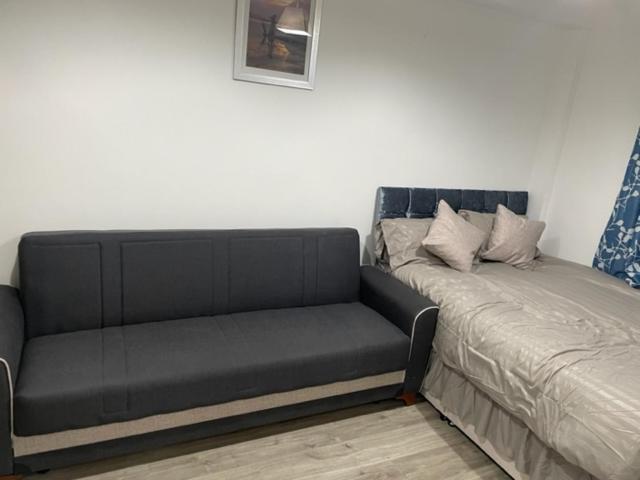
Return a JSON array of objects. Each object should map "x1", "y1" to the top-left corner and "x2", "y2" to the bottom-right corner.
[{"x1": 233, "y1": 0, "x2": 323, "y2": 90}]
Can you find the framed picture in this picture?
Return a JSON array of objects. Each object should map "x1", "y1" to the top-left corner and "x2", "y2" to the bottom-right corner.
[{"x1": 234, "y1": 0, "x2": 323, "y2": 90}]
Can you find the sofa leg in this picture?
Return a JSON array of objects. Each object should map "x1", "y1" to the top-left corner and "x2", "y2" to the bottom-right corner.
[{"x1": 397, "y1": 392, "x2": 417, "y2": 406}]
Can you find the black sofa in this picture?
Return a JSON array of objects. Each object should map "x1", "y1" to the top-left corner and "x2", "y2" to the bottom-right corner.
[{"x1": 0, "y1": 228, "x2": 438, "y2": 476}]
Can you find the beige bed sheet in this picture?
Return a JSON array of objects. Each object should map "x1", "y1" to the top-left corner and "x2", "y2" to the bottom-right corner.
[
  {"x1": 394, "y1": 257, "x2": 640, "y2": 480},
  {"x1": 423, "y1": 352, "x2": 596, "y2": 480}
]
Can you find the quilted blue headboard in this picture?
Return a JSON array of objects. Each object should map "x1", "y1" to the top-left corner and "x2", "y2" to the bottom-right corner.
[{"x1": 375, "y1": 187, "x2": 528, "y2": 221}]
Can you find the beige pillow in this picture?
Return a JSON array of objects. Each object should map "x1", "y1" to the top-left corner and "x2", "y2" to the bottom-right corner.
[
  {"x1": 379, "y1": 218, "x2": 445, "y2": 271},
  {"x1": 459, "y1": 209, "x2": 542, "y2": 259},
  {"x1": 421, "y1": 200, "x2": 486, "y2": 273},
  {"x1": 480, "y1": 205, "x2": 546, "y2": 268},
  {"x1": 373, "y1": 222, "x2": 389, "y2": 265},
  {"x1": 458, "y1": 210, "x2": 494, "y2": 247}
]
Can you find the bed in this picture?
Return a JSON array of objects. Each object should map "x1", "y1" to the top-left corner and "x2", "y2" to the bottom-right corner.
[{"x1": 373, "y1": 187, "x2": 640, "y2": 480}]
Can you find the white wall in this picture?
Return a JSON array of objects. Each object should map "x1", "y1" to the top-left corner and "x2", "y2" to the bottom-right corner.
[
  {"x1": 525, "y1": 26, "x2": 585, "y2": 223},
  {"x1": 0, "y1": 0, "x2": 581, "y2": 285},
  {"x1": 537, "y1": 0, "x2": 640, "y2": 264}
]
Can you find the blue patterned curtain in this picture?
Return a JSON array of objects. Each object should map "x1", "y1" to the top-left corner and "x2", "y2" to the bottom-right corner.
[{"x1": 593, "y1": 128, "x2": 640, "y2": 287}]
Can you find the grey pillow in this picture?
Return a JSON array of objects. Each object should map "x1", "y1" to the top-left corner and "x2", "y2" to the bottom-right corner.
[
  {"x1": 458, "y1": 210, "x2": 494, "y2": 248},
  {"x1": 480, "y1": 205, "x2": 546, "y2": 268},
  {"x1": 379, "y1": 218, "x2": 445, "y2": 271},
  {"x1": 421, "y1": 201, "x2": 486, "y2": 273},
  {"x1": 373, "y1": 221, "x2": 390, "y2": 266},
  {"x1": 459, "y1": 209, "x2": 542, "y2": 259}
]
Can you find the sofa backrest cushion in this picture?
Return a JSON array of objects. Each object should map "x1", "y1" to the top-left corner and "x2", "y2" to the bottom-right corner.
[{"x1": 19, "y1": 229, "x2": 360, "y2": 338}]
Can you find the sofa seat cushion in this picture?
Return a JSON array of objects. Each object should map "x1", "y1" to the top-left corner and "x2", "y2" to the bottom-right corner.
[{"x1": 14, "y1": 303, "x2": 409, "y2": 436}]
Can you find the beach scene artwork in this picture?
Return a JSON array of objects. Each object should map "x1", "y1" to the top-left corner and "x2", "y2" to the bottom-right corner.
[{"x1": 245, "y1": 0, "x2": 311, "y2": 75}]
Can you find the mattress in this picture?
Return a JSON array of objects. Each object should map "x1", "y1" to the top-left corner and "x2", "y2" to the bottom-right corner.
[{"x1": 394, "y1": 256, "x2": 640, "y2": 480}]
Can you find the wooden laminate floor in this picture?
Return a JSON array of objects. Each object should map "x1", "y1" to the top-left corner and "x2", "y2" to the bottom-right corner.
[{"x1": 35, "y1": 400, "x2": 509, "y2": 480}]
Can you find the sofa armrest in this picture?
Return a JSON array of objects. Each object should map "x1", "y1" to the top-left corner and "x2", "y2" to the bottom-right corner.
[
  {"x1": 0, "y1": 287, "x2": 24, "y2": 387},
  {"x1": 360, "y1": 266, "x2": 439, "y2": 395},
  {"x1": 0, "y1": 286, "x2": 24, "y2": 475}
]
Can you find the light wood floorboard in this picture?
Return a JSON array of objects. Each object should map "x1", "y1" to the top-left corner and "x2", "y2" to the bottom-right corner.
[{"x1": 33, "y1": 400, "x2": 509, "y2": 480}]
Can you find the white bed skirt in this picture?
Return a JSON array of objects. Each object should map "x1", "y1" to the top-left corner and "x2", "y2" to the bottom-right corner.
[{"x1": 422, "y1": 353, "x2": 596, "y2": 480}]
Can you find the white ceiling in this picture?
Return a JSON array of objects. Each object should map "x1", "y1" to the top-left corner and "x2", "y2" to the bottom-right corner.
[{"x1": 463, "y1": 0, "x2": 599, "y2": 28}]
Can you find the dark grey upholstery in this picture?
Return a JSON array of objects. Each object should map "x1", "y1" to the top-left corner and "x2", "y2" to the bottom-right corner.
[
  {"x1": 0, "y1": 287, "x2": 24, "y2": 474},
  {"x1": 375, "y1": 186, "x2": 528, "y2": 220},
  {"x1": 15, "y1": 386, "x2": 401, "y2": 475},
  {"x1": 0, "y1": 227, "x2": 439, "y2": 476},
  {"x1": 15, "y1": 303, "x2": 409, "y2": 436},
  {"x1": 0, "y1": 287, "x2": 24, "y2": 386},
  {"x1": 19, "y1": 229, "x2": 360, "y2": 338},
  {"x1": 360, "y1": 267, "x2": 439, "y2": 393},
  {"x1": 0, "y1": 373, "x2": 11, "y2": 475}
]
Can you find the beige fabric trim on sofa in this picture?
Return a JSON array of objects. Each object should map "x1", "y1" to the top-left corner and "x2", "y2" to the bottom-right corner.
[{"x1": 13, "y1": 370, "x2": 405, "y2": 457}]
